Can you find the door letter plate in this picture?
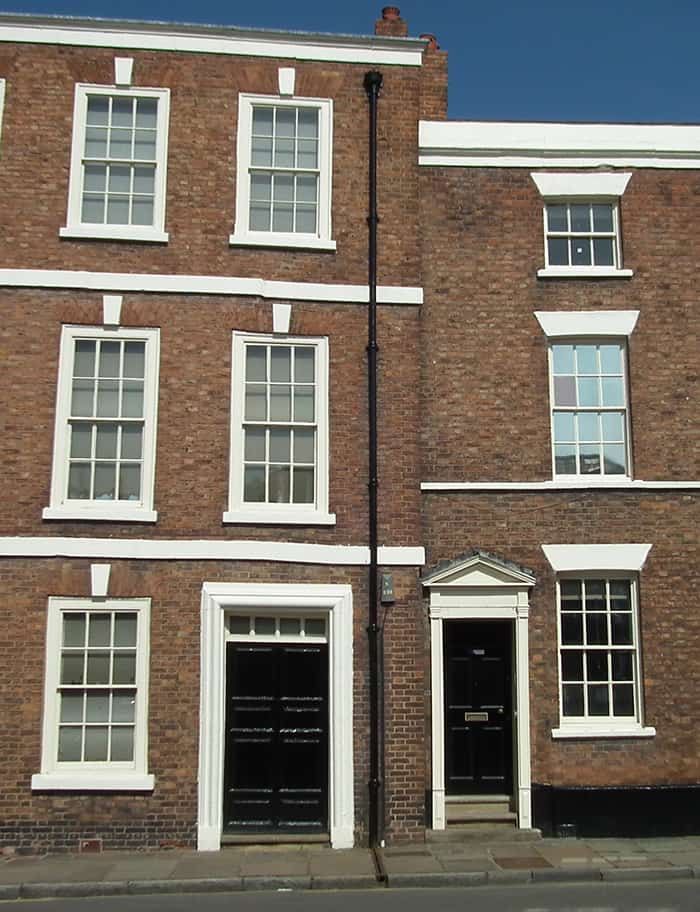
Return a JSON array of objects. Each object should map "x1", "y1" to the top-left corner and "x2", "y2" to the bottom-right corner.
[{"x1": 464, "y1": 711, "x2": 488, "y2": 722}]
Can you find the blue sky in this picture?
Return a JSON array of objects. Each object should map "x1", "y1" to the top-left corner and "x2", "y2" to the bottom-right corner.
[{"x1": 2, "y1": 0, "x2": 700, "y2": 122}]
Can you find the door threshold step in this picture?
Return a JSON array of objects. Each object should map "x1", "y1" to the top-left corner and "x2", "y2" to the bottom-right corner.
[
  {"x1": 447, "y1": 810, "x2": 517, "y2": 824},
  {"x1": 221, "y1": 833, "x2": 329, "y2": 845},
  {"x1": 445, "y1": 794, "x2": 511, "y2": 804},
  {"x1": 428, "y1": 826, "x2": 542, "y2": 844}
]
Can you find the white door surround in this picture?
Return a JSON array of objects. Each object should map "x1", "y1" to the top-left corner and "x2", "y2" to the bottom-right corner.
[
  {"x1": 422, "y1": 551, "x2": 535, "y2": 830},
  {"x1": 197, "y1": 582, "x2": 354, "y2": 850}
]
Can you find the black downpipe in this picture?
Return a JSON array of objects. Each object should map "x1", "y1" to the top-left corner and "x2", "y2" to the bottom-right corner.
[{"x1": 364, "y1": 69, "x2": 384, "y2": 851}]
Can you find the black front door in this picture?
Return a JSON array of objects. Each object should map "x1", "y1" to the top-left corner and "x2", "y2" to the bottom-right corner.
[
  {"x1": 444, "y1": 621, "x2": 513, "y2": 795},
  {"x1": 223, "y1": 641, "x2": 329, "y2": 834}
]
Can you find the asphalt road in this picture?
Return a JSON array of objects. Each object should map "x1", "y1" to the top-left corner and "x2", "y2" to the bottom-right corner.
[{"x1": 1, "y1": 881, "x2": 698, "y2": 912}]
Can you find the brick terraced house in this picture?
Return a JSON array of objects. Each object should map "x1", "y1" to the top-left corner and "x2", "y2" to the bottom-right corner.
[{"x1": 0, "y1": 6, "x2": 698, "y2": 853}]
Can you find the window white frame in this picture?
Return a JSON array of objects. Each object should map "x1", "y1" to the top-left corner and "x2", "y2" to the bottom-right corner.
[
  {"x1": 547, "y1": 337, "x2": 632, "y2": 481},
  {"x1": 230, "y1": 93, "x2": 335, "y2": 251},
  {"x1": 61, "y1": 84, "x2": 170, "y2": 243},
  {"x1": 224, "y1": 332, "x2": 334, "y2": 525},
  {"x1": 43, "y1": 324, "x2": 160, "y2": 522},
  {"x1": 552, "y1": 575, "x2": 655, "y2": 739},
  {"x1": 531, "y1": 172, "x2": 633, "y2": 277},
  {"x1": 32, "y1": 597, "x2": 154, "y2": 790},
  {"x1": 0, "y1": 79, "x2": 6, "y2": 146}
]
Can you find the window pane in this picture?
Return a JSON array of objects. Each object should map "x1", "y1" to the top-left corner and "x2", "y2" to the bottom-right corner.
[
  {"x1": 561, "y1": 614, "x2": 583, "y2": 645},
  {"x1": 94, "y1": 464, "x2": 116, "y2": 500},
  {"x1": 602, "y1": 377, "x2": 624, "y2": 407},
  {"x1": 244, "y1": 428, "x2": 266, "y2": 462},
  {"x1": 95, "y1": 424, "x2": 118, "y2": 459},
  {"x1": 68, "y1": 463, "x2": 91, "y2": 499},
  {"x1": 295, "y1": 348, "x2": 315, "y2": 382},
  {"x1": 251, "y1": 137, "x2": 273, "y2": 167},
  {"x1": 254, "y1": 616, "x2": 275, "y2": 635},
  {"x1": 133, "y1": 166, "x2": 155, "y2": 195},
  {"x1": 88, "y1": 613, "x2": 111, "y2": 647},
  {"x1": 269, "y1": 465, "x2": 290, "y2": 503},
  {"x1": 593, "y1": 237, "x2": 614, "y2": 266},
  {"x1": 560, "y1": 580, "x2": 582, "y2": 604},
  {"x1": 297, "y1": 140, "x2": 318, "y2": 170},
  {"x1": 135, "y1": 98, "x2": 158, "y2": 128},
  {"x1": 252, "y1": 106, "x2": 274, "y2": 135},
  {"x1": 294, "y1": 428, "x2": 315, "y2": 463},
  {"x1": 107, "y1": 196, "x2": 130, "y2": 224},
  {"x1": 112, "y1": 97, "x2": 134, "y2": 126},
  {"x1": 250, "y1": 172, "x2": 272, "y2": 202},
  {"x1": 132, "y1": 198, "x2": 154, "y2": 226},
  {"x1": 108, "y1": 165, "x2": 131, "y2": 194},
  {"x1": 603, "y1": 445, "x2": 626, "y2": 475},
  {"x1": 612, "y1": 652, "x2": 633, "y2": 681},
  {"x1": 63, "y1": 614, "x2": 86, "y2": 647},
  {"x1": 601, "y1": 411, "x2": 624, "y2": 442},
  {"x1": 113, "y1": 654, "x2": 136, "y2": 685},
  {"x1": 84, "y1": 164, "x2": 106, "y2": 192},
  {"x1": 110, "y1": 726, "x2": 134, "y2": 761},
  {"x1": 122, "y1": 380, "x2": 144, "y2": 418},
  {"x1": 121, "y1": 425, "x2": 143, "y2": 460},
  {"x1": 119, "y1": 464, "x2": 141, "y2": 500},
  {"x1": 87, "y1": 96, "x2": 109, "y2": 125},
  {"x1": 610, "y1": 580, "x2": 631, "y2": 600},
  {"x1": 293, "y1": 466, "x2": 314, "y2": 504},
  {"x1": 546, "y1": 205, "x2": 567, "y2": 232},
  {"x1": 305, "y1": 618, "x2": 326, "y2": 636},
  {"x1": 273, "y1": 137, "x2": 295, "y2": 169},
  {"x1": 269, "y1": 428, "x2": 291, "y2": 462},
  {"x1": 599, "y1": 344, "x2": 622, "y2": 374},
  {"x1": 592, "y1": 204, "x2": 613, "y2": 232},
  {"x1": 297, "y1": 108, "x2": 318, "y2": 139},
  {"x1": 229, "y1": 616, "x2": 251, "y2": 635},
  {"x1": 611, "y1": 613, "x2": 633, "y2": 645},
  {"x1": 134, "y1": 131, "x2": 156, "y2": 160},
  {"x1": 246, "y1": 347, "x2": 267, "y2": 382},
  {"x1": 586, "y1": 652, "x2": 608, "y2": 681},
  {"x1": 575, "y1": 345, "x2": 597, "y2": 374},
  {"x1": 296, "y1": 205, "x2": 317, "y2": 234},
  {"x1": 250, "y1": 202, "x2": 271, "y2": 231},
  {"x1": 554, "y1": 445, "x2": 576, "y2": 475},
  {"x1": 570, "y1": 205, "x2": 590, "y2": 232},
  {"x1": 587, "y1": 685, "x2": 609, "y2": 716},
  {"x1": 85, "y1": 126, "x2": 108, "y2": 157},
  {"x1": 71, "y1": 379, "x2": 95, "y2": 417},
  {"x1": 244, "y1": 466, "x2": 266, "y2": 502},
  {"x1": 553, "y1": 376, "x2": 576, "y2": 407},
  {"x1": 280, "y1": 618, "x2": 301, "y2": 635},
  {"x1": 86, "y1": 652, "x2": 110, "y2": 684},
  {"x1": 275, "y1": 107, "x2": 296, "y2": 138},
  {"x1": 245, "y1": 384, "x2": 267, "y2": 421},
  {"x1": 114, "y1": 613, "x2": 137, "y2": 647},
  {"x1": 547, "y1": 237, "x2": 568, "y2": 265},
  {"x1": 96, "y1": 380, "x2": 120, "y2": 417},
  {"x1": 272, "y1": 203, "x2": 294, "y2": 232},
  {"x1": 577, "y1": 412, "x2": 599, "y2": 442},
  {"x1": 570, "y1": 238, "x2": 591, "y2": 266},
  {"x1": 61, "y1": 653, "x2": 85, "y2": 685},
  {"x1": 561, "y1": 650, "x2": 583, "y2": 680},
  {"x1": 74, "y1": 341, "x2": 96, "y2": 377},
  {"x1": 296, "y1": 174, "x2": 318, "y2": 203},
  {"x1": 86, "y1": 692, "x2": 110, "y2": 722},
  {"x1": 294, "y1": 387, "x2": 314, "y2": 422},
  {"x1": 60, "y1": 693, "x2": 84, "y2": 723},
  {"x1": 70, "y1": 424, "x2": 92, "y2": 458},
  {"x1": 270, "y1": 347, "x2": 291, "y2": 382},
  {"x1": 270, "y1": 385, "x2": 291, "y2": 421},
  {"x1": 112, "y1": 693, "x2": 136, "y2": 722},
  {"x1": 58, "y1": 726, "x2": 83, "y2": 761},
  {"x1": 82, "y1": 195, "x2": 105, "y2": 223},
  {"x1": 562, "y1": 684, "x2": 584, "y2": 716},
  {"x1": 586, "y1": 614, "x2": 608, "y2": 645},
  {"x1": 612, "y1": 684, "x2": 635, "y2": 716},
  {"x1": 109, "y1": 128, "x2": 132, "y2": 159},
  {"x1": 84, "y1": 726, "x2": 109, "y2": 761},
  {"x1": 273, "y1": 173, "x2": 294, "y2": 202},
  {"x1": 577, "y1": 377, "x2": 599, "y2": 407}
]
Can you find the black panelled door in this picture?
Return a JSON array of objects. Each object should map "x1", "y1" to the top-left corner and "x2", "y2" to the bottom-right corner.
[
  {"x1": 444, "y1": 621, "x2": 513, "y2": 795},
  {"x1": 223, "y1": 641, "x2": 329, "y2": 834}
]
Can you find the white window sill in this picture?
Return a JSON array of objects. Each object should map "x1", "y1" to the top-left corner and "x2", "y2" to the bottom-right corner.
[
  {"x1": 223, "y1": 509, "x2": 336, "y2": 526},
  {"x1": 32, "y1": 772, "x2": 155, "y2": 791},
  {"x1": 553, "y1": 475, "x2": 632, "y2": 486},
  {"x1": 552, "y1": 725, "x2": 656, "y2": 739},
  {"x1": 229, "y1": 232, "x2": 337, "y2": 252},
  {"x1": 60, "y1": 226, "x2": 169, "y2": 243},
  {"x1": 537, "y1": 267, "x2": 634, "y2": 279},
  {"x1": 43, "y1": 506, "x2": 158, "y2": 523}
]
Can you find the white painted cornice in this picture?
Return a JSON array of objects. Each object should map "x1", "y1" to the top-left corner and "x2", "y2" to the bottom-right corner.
[
  {"x1": 0, "y1": 15, "x2": 426, "y2": 66},
  {"x1": 534, "y1": 310, "x2": 639, "y2": 337},
  {"x1": 419, "y1": 120, "x2": 700, "y2": 169},
  {"x1": 0, "y1": 268, "x2": 423, "y2": 305},
  {"x1": 0, "y1": 537, "x2": 425, "y2": 566},
  {"x1": 542, "y1": 543, "x2": 652, "y2": 572},
  {"x1": 421, "y1": 480, "x2": 700, "y2": 491}
]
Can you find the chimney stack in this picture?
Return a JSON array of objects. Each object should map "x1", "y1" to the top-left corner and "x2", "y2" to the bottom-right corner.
[{"x1": 375, "y1": 6, "x2": 408, "y2": 37}]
